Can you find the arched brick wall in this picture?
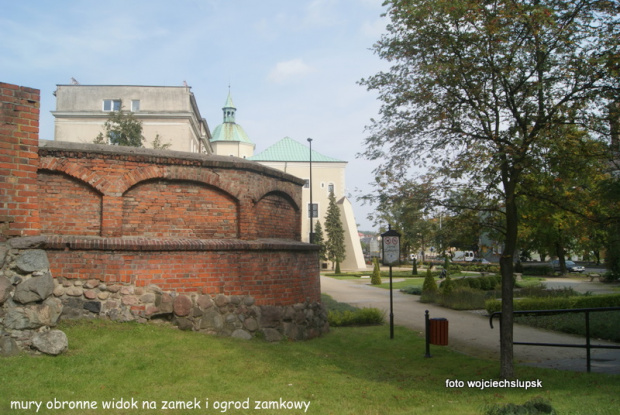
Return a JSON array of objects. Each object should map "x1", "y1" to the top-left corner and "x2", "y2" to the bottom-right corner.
[
  {"x1": 2, "y1": 83, "x2": 326, "y2": 343},
  {"x1": 38, "y1": 170, "x2": 103, "y2": 236},
  {"x1": 121, "y1": 179, "x2": 239, "y2": 239},
  {"x1": 33, "y1": 141, "x2": 318, "y2": 307},
  {"x1": 255, "y1": 191, "x2": 300, "y2": 240}
]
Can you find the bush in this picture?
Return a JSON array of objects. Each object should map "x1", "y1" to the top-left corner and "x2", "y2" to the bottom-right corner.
[
  {"x1": 328, "y1": 308, "x2": 385, "y2": 326},
  {"x1": 521, "y1": 265, "x2": 554, "y2": 276},
  {"x1": 400, "y1": 286, "x2": 422, "y2": 295},
  {"x1": 440, "y1": 275, "x2": 454, "y2": 295},
  {"x1": 485, "y1": 397, "x2": 556, "y2": 415},
  {"x1": 485, "y1": 293, "x2": 620, "y2": 314},
  {"x1": 422, "y1": 268, "x2": 438, "y2": 293},
  {"x1": 371, "y1": 257, "x2": 382, "y2": 285},
  {"x1": 440, "y1": 286, "x2": 488, "y2": 310},
  {"x1": 451, "y1": 275, "x2": 501, "y2": 291}
]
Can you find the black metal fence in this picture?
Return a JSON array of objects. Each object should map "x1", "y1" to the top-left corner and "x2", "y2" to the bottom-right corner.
[{"x1": 489, "y1": 307, "x2": 620, "y2": 372}]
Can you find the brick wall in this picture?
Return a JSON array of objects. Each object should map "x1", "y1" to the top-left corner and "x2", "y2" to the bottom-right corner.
[
  {"x1": 0, "y1": 83, "x2": 322, "y2": 310},
  {"x1": 45, "y1": 238, "x2": 319, "y2": 306},
  {"x1": 0, "y1": 83, "x2": 41, "y2": 240},
  {"x1": 36, "y1": 141, "x2": 320, "y2": 304}
]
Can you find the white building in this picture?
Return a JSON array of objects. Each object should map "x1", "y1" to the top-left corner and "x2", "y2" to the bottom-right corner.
[{"x1": 52, "y1": 84, "x2": 212, "y2": 153}]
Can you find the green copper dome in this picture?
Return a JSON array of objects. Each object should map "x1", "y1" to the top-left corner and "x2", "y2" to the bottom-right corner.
[{"x1": 210, "y1": 91, "x2": 253, "y2": 144}]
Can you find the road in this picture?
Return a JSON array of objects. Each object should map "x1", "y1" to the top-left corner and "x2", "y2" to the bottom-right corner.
[{"x1": 321, "y1": 275, "x2": 620, "y2": 374}]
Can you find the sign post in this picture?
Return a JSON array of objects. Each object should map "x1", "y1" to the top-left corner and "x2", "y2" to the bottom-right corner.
[{"x1": 381, "y1": 225, "x2": 400, "y2": 339}]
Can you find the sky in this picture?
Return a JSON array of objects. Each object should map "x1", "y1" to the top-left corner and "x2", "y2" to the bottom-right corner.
[{"x1": 1, "y1": 0, "x2": 390, "y2": 231}]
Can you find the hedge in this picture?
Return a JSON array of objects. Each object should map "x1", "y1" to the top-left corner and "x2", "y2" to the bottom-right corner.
[
  {"x1": 485, "y1": 294, "x2": 620, "y2": 314},
  {"x1": 450, "y1": 275, "x2": 502, "y2": 291}
]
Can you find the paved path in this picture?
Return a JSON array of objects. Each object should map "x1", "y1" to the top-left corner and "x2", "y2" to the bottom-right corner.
[{"x1": 321, "y1": 276, "x2": 620, "y2": 374}]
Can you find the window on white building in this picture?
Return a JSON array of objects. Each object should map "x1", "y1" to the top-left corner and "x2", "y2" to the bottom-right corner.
[
  {"x1": 308, "y1": 203, "x2": 318, "y2": 218},
  {"x1": 328, "y1": 183, "x2": 334, "y2": 194},
  {"x1": 103, "y1": 99, "x2": 121, "y2": 112},
  {"x1": 303, "y1": 179, "x2": 310, "y2": 188},
  {"x1": 131, "y1": 100, "x2": 140, "y2": 112}
]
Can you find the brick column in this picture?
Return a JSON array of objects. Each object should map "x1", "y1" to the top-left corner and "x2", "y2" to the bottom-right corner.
[
  {"x1": 101, "y1": 195, "x2": 123, "y2": 237},
  {"x1": 0, "y1": 83, "x2": 41, "y2": 240}
]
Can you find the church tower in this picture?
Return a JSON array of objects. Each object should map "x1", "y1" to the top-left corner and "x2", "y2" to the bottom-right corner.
[{"x1": 210, "y1": 91, "x2": 255, "y2": 158}]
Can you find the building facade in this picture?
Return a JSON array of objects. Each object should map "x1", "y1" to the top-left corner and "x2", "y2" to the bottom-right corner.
[{"x1": 52, "y1": 84, "x2": 212, "y2": 153}]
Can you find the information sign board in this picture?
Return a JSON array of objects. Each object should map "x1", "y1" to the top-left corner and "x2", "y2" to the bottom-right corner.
[{"x1": 381, "y1": 229, "x2": 401, "y2": 265}]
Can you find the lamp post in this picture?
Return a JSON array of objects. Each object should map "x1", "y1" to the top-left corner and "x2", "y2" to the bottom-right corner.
[{"x1": 307, "y1": 137, "x2": 314, "y2": 244}]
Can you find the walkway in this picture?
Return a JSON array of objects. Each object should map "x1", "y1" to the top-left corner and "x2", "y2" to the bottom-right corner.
[{"x1": 321, "y1": 276, "x2": 620, "y2": 374}]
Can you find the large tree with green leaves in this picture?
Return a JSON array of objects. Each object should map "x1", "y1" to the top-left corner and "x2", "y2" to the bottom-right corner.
[
  {"x1": 325, "y1": 190, "x2": 346, "y2": 273},
  {"x1": 360, "y1": 0, "x2": 618, "y2": 378}
]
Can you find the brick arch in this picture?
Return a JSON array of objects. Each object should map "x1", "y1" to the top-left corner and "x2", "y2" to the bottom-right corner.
[
  {"x1": 38, "y1": 159, "x2": 110, "y2": 195},
  {"x1": 37, "y1": 169, "x2": 103, "y2": 236},
  {"x1": 255, "y1": 191, "x2": 301, "y2": 240},
  {"x1": 121, "y1": 178, "x2": 240, "y2": 239},
  {"x1": 114, "y1": 165, "x2": 243, "y2": 200}
]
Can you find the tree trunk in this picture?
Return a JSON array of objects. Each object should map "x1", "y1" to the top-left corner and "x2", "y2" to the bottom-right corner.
[{"x1": 500, "y1": 178, "x2": 518, "y2": 379}]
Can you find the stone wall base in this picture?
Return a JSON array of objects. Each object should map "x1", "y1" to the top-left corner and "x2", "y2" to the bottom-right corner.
[{"x1": 56, "y1": 276, "x2": 329, "y2": 342}]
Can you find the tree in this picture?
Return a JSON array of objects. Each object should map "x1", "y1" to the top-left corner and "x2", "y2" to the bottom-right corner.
[
  {"x1": 313, "y1": 220, "x2": 328, "y2": 263},
  {"x1": 325, "y1": 190, "x2": 346, "y2": 274},
  {"x1": 360, "y1": 0, "x2": 618, "y2": 379},
  {"x1": 95, "y1": 104, "x2": 144, "y2": 147},
  {"x1": 371, "y1": 257, "x2": 382, "y2": 285},
  {"x1": 152, "y1": 134, "x2": 172, "y2": 150}
]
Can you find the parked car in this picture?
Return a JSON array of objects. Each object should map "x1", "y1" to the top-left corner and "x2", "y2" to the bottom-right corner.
[{"x1": 550, "y1": 260, "x2": 585, "y2": 273}]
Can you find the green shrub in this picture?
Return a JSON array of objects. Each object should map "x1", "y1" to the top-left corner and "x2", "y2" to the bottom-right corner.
[
  {"x1": 422, "y1": 268, "x2": 438, "y2": 293},
  {"x1": 521, "y1": 265, "x2": 554, "y2": 276},
  {"x1": 440, "y1": 286, "x2": 488, "y2": 310},
  {"x1": 440, "y1": 274, "x2": 454, "y2": 295},
  {"x1": 400, "y1": 286, "x2": 422, "y2": 295},
  {"x1": 451, "y1": 275, "x2": 501, "y2": 291},
  {"x1": 328, "y1": 308, "x2": 385, "y2": 326},
  {"x1": 485, "y1": 293, "x2": 620, "y2": 314},
  {"x1": 371, "y1": 257, "x2": 382, "y2": 285},
  {"x1": 485, "y1": 397, "x2": 556, "y2": 415}
]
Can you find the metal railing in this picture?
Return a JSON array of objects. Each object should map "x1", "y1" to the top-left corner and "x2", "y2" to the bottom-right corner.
[{"x1": 489, "y1": 307, "x2": 620, "y2": 372}]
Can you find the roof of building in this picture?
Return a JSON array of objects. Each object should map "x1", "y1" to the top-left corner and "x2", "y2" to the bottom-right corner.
[
  {"x1": 211, "y1": 123, "x2": 252, "y2": 143},
  {"x1": 210, "y1": 91, "x2": 253, "y2": 144},
  {"x1": 249, "y1": 137, "x2": 344, "y2": 162}
]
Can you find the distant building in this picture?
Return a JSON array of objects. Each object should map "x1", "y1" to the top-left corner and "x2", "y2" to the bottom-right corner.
[
  {"x1": 208, "y1": 92, "x2": 366, "y2": 269},
  {"x1": 52, "y1": 84, "x2": 212, "y2": 153}
]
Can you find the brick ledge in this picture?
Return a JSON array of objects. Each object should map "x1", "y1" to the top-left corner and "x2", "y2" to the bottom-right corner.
[{"x1": 44, "y1": 236, "x2": 317, "y2": 252}]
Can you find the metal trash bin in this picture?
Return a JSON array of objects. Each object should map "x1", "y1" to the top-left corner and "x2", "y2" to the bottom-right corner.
[{"x1": 429, "y1": 318, "x2": 448, "y2": 345}]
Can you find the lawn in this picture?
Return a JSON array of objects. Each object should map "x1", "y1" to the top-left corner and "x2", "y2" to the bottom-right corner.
[{"x1": 1, "y1": 320, "x2": 619, "y2": 415}]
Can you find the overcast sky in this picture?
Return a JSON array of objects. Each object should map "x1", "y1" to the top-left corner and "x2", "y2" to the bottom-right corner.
[{"x1": 1, "y1": 0, "x2": 390, "y2": 231}]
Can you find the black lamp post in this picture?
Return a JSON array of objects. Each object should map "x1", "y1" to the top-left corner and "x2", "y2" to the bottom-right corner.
[{"x1": 307, "y1": 137, "x2": 314, "y2": 243}]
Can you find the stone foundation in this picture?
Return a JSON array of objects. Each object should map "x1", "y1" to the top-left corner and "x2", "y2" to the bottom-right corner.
[{"x1": 56, "y1": 276, "x2": 329, "y2": 341}]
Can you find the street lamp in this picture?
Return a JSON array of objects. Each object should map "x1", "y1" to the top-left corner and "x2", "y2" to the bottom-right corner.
[{"x1": 307, "y1": 137, "x2": 314, "y2": 243}]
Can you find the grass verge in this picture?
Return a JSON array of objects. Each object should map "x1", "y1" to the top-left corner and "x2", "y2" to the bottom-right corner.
[{"x1": 1, "y1": 320, "x2": 619, "y2": 414}]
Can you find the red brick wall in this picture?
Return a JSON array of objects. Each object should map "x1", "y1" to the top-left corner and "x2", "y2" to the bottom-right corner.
[
  {"x1": 0, "y1": 83, "x2": 40, "y2": 240},
  {"x1": 45, "y1": 237, "x2": 320, "y2": 305},
  {"x1": 38, "y1": 170, "x2": 102, "y2": 236},
  {"x1": 122, "y1": 179, "x2": 238, "y2": 238},
  {"x1": 255, "y1": 192, "x2": 300, "y2": 239}
]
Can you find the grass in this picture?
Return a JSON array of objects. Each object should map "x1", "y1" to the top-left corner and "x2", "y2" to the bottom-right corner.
[{"x1": 1, "y1": 319, "x2": 619, "y2": 415}]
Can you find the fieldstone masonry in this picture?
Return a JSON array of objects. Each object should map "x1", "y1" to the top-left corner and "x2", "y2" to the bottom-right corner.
[{"x1": 0, "y1": 238, "x2": 67, "y2": 356}]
